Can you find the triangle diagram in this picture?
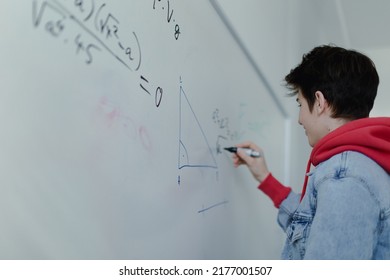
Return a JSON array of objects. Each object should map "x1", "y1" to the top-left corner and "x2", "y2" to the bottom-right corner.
[{"x1": 178, "y1": 85, "x2": 217, "y2": 170}]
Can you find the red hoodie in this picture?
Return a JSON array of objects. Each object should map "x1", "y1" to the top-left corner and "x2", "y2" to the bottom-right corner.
[{"x1": 259, "y1": 117, "x2": 390, "y2": 208}]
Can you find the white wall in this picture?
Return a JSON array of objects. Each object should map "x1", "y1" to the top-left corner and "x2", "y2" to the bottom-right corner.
[{"x1": 363, "y1": 48, "x2": 390, "y2": 117}]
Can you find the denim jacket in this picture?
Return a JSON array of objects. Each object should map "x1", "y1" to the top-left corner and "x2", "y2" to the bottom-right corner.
[{"x1": 278, "y1": 151, "x2": 390, "y2": 259}]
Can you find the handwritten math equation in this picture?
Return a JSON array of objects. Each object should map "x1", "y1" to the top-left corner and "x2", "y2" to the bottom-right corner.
[
  {"x1": 212, "y1": 108, "x2": 244, "y2": 155},
  {"x1": 153, "y1": 0, "x2": 181, "y2": 40},
  {"x1": 32, "y1": 0, "x2": 181, "y2": 108}
]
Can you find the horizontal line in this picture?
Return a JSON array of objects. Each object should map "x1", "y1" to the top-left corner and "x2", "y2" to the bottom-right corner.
[
  {"x1": 178, "y1": 164, "x2": 218, "y2": 170},
  {"x1": 198, "y1": 200, "x2": 229, "y2": 213}
]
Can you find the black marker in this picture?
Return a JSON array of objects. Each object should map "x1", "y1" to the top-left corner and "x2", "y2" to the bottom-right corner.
[{"x1": 224, "y1": 147, "x2": 261, "y2": 158}]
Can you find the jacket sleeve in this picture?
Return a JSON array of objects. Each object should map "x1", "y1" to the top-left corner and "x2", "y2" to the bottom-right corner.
[
  {"x1": 258, "y1": 174, "x2": 303, "y2": 232},
  {"x1": 304, "y1": 176, "x2": 379, "y2": 259}
]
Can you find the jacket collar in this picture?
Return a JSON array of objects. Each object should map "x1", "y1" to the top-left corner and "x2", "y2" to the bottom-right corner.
[{"x1": 300, "y1": 117, "x2": 390, "y2": 201}]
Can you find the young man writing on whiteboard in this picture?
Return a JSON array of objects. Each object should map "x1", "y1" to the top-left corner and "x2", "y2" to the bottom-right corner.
[{"x1": 230, "y1": 45, "x2": 390, "y2": 259}]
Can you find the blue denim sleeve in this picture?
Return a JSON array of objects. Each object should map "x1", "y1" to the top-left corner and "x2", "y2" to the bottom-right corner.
[
  {"x1": 277, "y1": 191, "x2": 301, "y2": 232},
  {"x1": 304, "y1": 176, "x2": 380, "y2": 259}
]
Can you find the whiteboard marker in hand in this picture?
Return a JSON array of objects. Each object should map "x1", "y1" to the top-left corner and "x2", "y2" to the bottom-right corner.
[{"x1": 224, "y1": 147, "x2": 261, "y2": 158}]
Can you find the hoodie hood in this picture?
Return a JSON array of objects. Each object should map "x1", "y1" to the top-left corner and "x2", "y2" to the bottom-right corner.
[{"x1": 301, "y1": 117, "x2": 390, "y2": 200}]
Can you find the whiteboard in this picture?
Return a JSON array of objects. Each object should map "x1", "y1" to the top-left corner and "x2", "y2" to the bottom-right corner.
[{"x1": 0, "y1": 0, "x2": 288, "y2": 259}]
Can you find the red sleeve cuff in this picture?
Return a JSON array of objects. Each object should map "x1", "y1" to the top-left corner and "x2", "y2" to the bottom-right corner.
[{"x1": 258, "y1": 173, "x2": 291, "y2": 208}]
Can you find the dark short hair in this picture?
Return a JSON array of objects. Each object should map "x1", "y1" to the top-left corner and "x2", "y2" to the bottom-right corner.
[{"x1": 285, "y1": 45, "x2": 379, "y2": 119}]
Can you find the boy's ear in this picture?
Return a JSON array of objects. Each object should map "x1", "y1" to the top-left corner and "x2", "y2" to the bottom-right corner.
[{"x1": 314, "y1": 91, "x2": 328, "y2": 114}]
